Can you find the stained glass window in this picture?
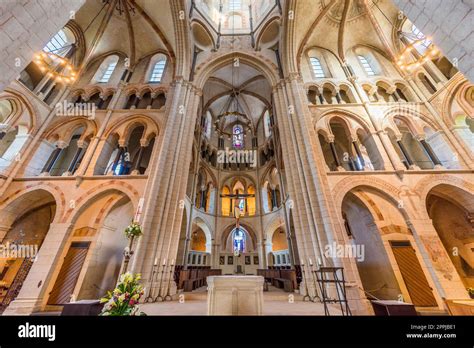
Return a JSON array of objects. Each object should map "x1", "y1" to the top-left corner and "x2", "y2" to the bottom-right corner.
[
  {"x1": 233, "y1": 227, "x2": 245, "y2": 254},
  {"x1": 233, "y1": 124, "x2": 244, "y2": 149}
]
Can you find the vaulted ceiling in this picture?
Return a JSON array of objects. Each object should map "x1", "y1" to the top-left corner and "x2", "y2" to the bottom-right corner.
[
  {"x1": 74, "y1": 0, "x2": 176, "y2": 68},
  {"x1": 293, "y1": 0, "x2": 400, "y2": 63},
  {"x1": 203, "y1": 62, "x2": 272, "y2": 130}
]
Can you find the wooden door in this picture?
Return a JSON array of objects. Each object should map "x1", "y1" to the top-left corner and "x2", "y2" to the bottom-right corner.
[
  {"x1": 390, "y1": 241, "x2": 437, "y2": 307},
  {"x1": 47, "y1": 242, "x2": 90, "y2": 305}
]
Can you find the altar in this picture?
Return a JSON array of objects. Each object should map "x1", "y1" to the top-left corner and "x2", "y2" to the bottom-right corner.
[{"x1": 207, "y1": 275, "x2": 264, "y2": 315}]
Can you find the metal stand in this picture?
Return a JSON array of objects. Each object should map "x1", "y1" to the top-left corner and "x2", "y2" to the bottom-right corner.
[
  {"x1": 314, "y1": 267, "x2": 351, "y2": 316},
  {"x1": 300, "y1": 264, "x2": 312, "y2": 302},
  {"x1": 145, "y1": 263, "x2": 158, "y2": 303},
  {"x1": 164, "y1": 265, "x2": 174, "y2": 301},
  {"x1": 154, "y1": 264, "x2": 166, "y2": 302},
  {"x1": 308, "y1": 263, "x2": 321, "y2": 303}
]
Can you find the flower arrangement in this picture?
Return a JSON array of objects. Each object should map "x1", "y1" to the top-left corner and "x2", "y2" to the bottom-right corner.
[
  {"x1": 124, "y1": 221, "x2": 143, "y2": 239},
  {"x1": 100, "y1": 272, "x2": 146, "y2": 316}
]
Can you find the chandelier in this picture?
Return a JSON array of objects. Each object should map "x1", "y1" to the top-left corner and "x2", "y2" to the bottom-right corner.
[
  {"x1": 214, "y1": 92, "x2": 252, "y2": 140},
  {"x1": 396, "y1": 32, "x2": 440, "y2": 72},
  {"x1": 34, "y1": 51, "x2": 77, "y2": 84}
]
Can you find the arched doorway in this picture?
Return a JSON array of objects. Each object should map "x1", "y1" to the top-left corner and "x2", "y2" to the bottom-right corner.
[
  {"x1": 0, "y1": 190, "x2": 56, "y2": 312},
  {"x1": 46, "y1": 191, "x2": 133, "y2": 306},
  {"x1": 426, "y1": 184, "x2": 474, "y2": 288},
  {"x1": 342, "y1": 187, "x2": 438, "y2": 307},
  {"x1": 269, "y1": 227, "x2": 290, "y2": 267}
]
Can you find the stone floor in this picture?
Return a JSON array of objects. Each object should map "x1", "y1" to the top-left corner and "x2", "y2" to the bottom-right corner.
[{"x1": 139, "y1": 286, "x2": 344, "y2": 316}]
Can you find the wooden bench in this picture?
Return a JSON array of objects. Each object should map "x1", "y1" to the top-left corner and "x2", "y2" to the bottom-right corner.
[
  {"x1": 272, "y1": 278, "x2": 294, "y2": 292},
  {"x1": 178, "y1": 267, "x2": 221, "y2": 291}
]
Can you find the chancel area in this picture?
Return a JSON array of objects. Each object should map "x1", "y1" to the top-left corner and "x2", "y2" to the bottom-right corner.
[{"x1": 0, "y1": 0, "x2": 473, "y2": 316}]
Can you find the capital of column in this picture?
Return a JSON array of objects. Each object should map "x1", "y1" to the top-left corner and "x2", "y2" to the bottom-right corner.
[
  {"x1": 77, "y1": 140, "x2": 89, "y2": 148},
  {"x1": 56, "y1": 140, "x2": 68, "y2": 149},
  {"x1": 139, "y1": 138, "x2": 149, "y2": 147},
  {"x1": 415, "y1": 134, "x2": 426, "y2": 142}
]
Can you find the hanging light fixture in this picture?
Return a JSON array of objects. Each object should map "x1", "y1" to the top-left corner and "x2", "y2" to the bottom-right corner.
[
  {"x1": 370, "y1": 0, "x2": 441, "y2": 74},
  {"x1": 33, "y1": 51, "x2": 78, "y2": 84},
  {"x1": 396, "y1": 32, "x2": 440, "y2": 72}
]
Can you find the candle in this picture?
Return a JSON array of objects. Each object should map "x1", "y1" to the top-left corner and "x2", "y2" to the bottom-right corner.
[
  {"x1": 171, "y1": 259, "x2": 175, "y2": 266},
  {"x1": 300, "y1": 259, "x2": 304, "y2": 266},
  {"x1": 308, "y1": 258, "x2": 313, "y2": 266},
  {"x1": 318, "y1": 257, "x2": 322, "y2": 266},
  {"x1": 154, "y1": 257, "x2": 158, "y2": 266},
  {"x1": 162, "y1": 258, "x2": 167, "y2": 266}
]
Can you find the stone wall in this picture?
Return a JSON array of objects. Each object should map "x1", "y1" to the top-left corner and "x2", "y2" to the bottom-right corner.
[
  {"x1": 393, "y1": 0, "x2": 473, "y2": 82},
  {"x1": 0, "y1": 0, "x2": 86, "y2": 91}
]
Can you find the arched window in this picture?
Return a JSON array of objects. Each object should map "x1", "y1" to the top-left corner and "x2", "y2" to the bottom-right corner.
[
  {"x1": 99, "y1": 61, "x2": 117, "y2": 83},
  {"x1": 358, "y1": 55, "x2": 375, "y2": 76},
  {"x1": 263, "y1": 110, "x2": 272, "y2": 138},
  {"x1": 233, "y1": 124, "x2": 244, "y2": 149},
  {"x1": 149, "y1": 56, "x2": 167, "y2": 83},
  {"x1": 93, "y1": 55, "x2": 119, "y2": 83},
  {"x1": 232, "y1": 227, "x2": 246, "y2": 254},
  {"x1": 310, "y1": 57, "x2": 325, "y2": 78},
  {"x1": 43, "y1": 28, "x2": 75, "y2": 57},
  {"x1": 411, "y1": 25, "x2": 432, "y2": 54},
  {"x1": 204, "y1": 111, "x2": 212, "y2": 139},
  {"x1": 229, "y1": 0, "x2": 241, "y2": 11}
]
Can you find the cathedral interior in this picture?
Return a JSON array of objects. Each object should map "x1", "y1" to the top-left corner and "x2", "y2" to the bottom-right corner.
[{"x1": 0, "y1": 0, "x2": 473, "y2": 316}]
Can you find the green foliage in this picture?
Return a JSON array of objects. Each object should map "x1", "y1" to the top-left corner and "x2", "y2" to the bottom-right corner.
[{"x1": 124, "y1": 222, "x2": 143, "y2": 239}]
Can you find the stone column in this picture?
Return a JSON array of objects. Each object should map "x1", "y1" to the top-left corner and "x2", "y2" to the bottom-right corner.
[
  {"x1": 419, "y1": 137, "x2": 443, "y2": 168},
  {"x1": 272, "y1": 75, "x2": 370, "y2": 313},
  {"x1": 40, "y1": 141, "x2": 67, "y2": 175},
  {"x1": 329, "y1": 140, "x2": 343, "y2": 171},
  {"x1": 131, "y1": 80, "x2": 201, "y2": 299},
  {"x1": 63, "y1": 140, "x2": 87, "y2": 176},
  {"x1": 131, "y1": 139, "x2": 148, "y2": 175},
  {"x1": 396, "y1": 139, "x2": 415, "y2": 169},
  {"x1": 349, "y1": 78, "x2": 403, "y2": 171}
]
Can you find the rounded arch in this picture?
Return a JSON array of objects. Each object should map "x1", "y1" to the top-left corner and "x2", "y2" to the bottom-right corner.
[
  {"x1": 42, "y1": 117, "x2": 97, "y2": 144},
  {"x1": 0, "y1": 184, "x2": 66, "y2": 224},
  {"x1": 220, "y1": 222, "x2": 258, "y2": 252},
  {"x1": 0, "y1": 187, "x2": 60, "y2": 228},
  {"x1": 61, "y1": 183, "x2": 140, "y2": 224},
  {"x1": 191, "y1": 19, "x2": 216, "y2": 51},
  {"x1": 102, "y1": 114, "x2": 160, "y2": 142},
  {"x1": 194, "y1": 51, "x2": 280, "y2": 90},
  {"x1": 0, "y1": 89, "x2": 38, "y2": 133},
  {"x1": 333, "y1": 177, "x2": 404, "y2": 217},
  {"x1": 414, "y1": 175, "x2": 474, "y2": 210},
  {"x1": 255, "y1": 16, "x2": 281, "y2": 50},
  {"x1": 191, "y1": 217, "x2": 213, "y2": 253}
]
